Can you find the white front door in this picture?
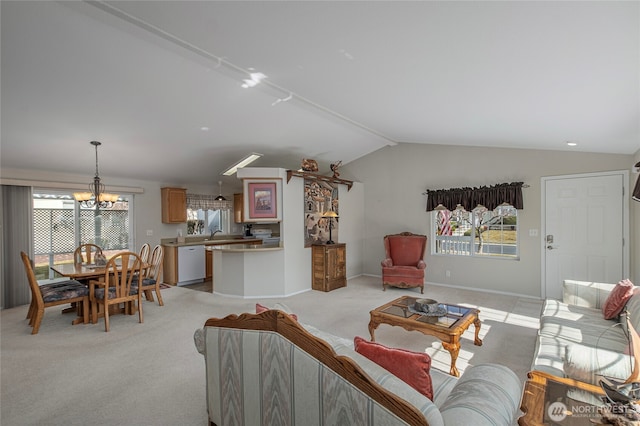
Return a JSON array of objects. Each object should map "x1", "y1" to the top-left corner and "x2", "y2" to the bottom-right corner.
[{"x1": 543, "y1": 172, "x2": 627, "y2": 299}]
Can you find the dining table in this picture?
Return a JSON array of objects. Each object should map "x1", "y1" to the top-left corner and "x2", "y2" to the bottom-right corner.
[
  {"x1": 50, "y1": 262, "x2": 112, "y2": 281},
  {"x1": 51, "y1": 261, "x2": 151, "y2": 322}
]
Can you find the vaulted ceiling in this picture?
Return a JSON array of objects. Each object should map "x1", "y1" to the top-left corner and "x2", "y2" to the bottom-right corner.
[{"x1": 2, "y1": 1, "x2": 638, "y2": 187}]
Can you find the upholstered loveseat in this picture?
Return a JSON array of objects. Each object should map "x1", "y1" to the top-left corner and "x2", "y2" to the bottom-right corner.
[
  {"x1": 194, "y1": 309, "x2": 522, "y2": 425},
  {"x1": 531, "y1": 279, "x2": 639, "y2": 386}
]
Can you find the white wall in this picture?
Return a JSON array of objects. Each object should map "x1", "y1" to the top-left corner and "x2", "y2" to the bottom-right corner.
[
  {"x1": 341, "y1": 143, "x2": 636, "y2": 298},
  {"x1": 238, "y1": 168, "x2": 365, "y2": 294},
  {"x1": 3, "y1": 143, "x2": 635, "y2": 298}
]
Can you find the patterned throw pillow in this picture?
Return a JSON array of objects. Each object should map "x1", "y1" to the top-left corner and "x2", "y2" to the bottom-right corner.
[
  {"x1": 353, "y1": 336, "x2": 433, "y2": 400},
  {"x1": 602, "y1": 279, "x2": 635, "y2": 320}
]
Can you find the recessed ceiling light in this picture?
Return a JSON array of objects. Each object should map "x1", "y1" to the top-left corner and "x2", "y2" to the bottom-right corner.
[
  {"x1": 221, "y1": 153, "x2": 263, "y2": 176},
  {"x1": 566, "y1": 141, "x2": 577, "y2": 147},
  {"x1": 200, "y1": 126, "x2": 209, "y2": 131}
]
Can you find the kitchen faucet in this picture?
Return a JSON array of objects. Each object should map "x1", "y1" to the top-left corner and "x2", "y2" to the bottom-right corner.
[{"x1": 210, "y1": 229, "x2": 222, "y2": 239}]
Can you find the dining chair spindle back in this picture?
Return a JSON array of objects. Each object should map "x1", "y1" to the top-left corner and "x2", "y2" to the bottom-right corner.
[
  {"x1": 20, "y1": 251, "x2": 89, "y2": 334},
  {"x1": 136, "y1": 244, "x2": 165, "y2": 306},
  {"x1": 138, "y1": 243, "x2": 150, "y2": 264},
  {"x1": 74, "y1": 243, "x2": 104, "y2": 265},
  {"x1": 89, "y1": 251, "x2": 144, "y2": 332}
]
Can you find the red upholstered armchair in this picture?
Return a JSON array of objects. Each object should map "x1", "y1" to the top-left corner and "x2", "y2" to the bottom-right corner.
[{"x1": 381, "y1": 232, "x2": 427, "y2": 293}]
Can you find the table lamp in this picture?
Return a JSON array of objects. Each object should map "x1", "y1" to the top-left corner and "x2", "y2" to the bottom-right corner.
[{"x1": 322, "y1": 210, "x2": 339, "y2": 244}]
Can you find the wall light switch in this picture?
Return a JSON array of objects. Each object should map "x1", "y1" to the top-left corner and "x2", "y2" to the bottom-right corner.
[
  {"x1": 146, "y1": 229, "x2": 153, "y2": 236},
  {"x1": 529, "y1": 229, "x2": 538, "y2": 237}
]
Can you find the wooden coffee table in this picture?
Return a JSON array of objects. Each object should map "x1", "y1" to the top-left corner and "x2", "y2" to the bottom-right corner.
[
  {"x1": 519, "y1": 370, "x2": 605, "y2": 426},
  {"x1": 368, "y1": 295, "x2": 482, "y2": 377}
]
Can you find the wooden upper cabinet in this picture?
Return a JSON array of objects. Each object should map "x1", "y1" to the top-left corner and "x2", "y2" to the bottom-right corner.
[
  {"x1": 234, "y1": 193, "x2": 244, "y2": 223},
  {"x1": 161, "y1": 187, "x2": 187, "y2": 223}
]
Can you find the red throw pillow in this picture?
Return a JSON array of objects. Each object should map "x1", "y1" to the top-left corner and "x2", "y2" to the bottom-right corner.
[
  {"x1": 255, "y1": 303, "x2": 269, "y2": 314},
  {"x1": 255, "y1": 303, "x2": 298, "y2": 321},
  {"x1": 353, "y1": 336, "x2": 433, "y2": 400},
  {"x1": 602, "y1": 279, "x2": 635, "y2": 320}
]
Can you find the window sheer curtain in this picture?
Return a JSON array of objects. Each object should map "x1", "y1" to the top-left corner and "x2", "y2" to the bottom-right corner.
[{"x1": 1, "y1": 185, "x2": 33, "y2": 309}]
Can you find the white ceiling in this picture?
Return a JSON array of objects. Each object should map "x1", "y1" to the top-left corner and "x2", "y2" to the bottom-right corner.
[{"x1": 2, "y1": 1, "x2": 639, "y2": 187}]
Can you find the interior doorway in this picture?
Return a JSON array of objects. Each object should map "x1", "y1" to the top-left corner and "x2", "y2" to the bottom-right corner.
[{"x1": 542, "y1": 171, "x2": 629, "y2": 299}]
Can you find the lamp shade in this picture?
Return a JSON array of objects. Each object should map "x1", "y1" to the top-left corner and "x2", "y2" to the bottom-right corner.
[{"x1": 322, "y1": 210, "x2": 338, "y2": 218}]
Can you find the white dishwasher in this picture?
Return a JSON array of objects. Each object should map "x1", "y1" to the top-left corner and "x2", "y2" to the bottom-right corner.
[{"x1": 177, "y1": 245, "x2": 206, "y2": 286}]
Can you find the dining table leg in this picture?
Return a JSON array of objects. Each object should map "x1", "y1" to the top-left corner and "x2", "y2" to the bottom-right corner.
[{"x1": 71, "y1": 300, "x2": 89, "y2": 325}]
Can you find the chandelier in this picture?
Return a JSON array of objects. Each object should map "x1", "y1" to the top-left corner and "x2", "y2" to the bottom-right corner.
[{"x1": 73, "y1": 141, "x2": 119, "y2": 209}]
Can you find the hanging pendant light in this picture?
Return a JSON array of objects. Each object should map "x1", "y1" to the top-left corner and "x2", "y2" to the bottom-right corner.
[
  {"x1": 73, "y1": 141, "x2": 118, "y2": 209},
  {"x1": 215, "y1": 181, "x2": 226, "y2": 201},
  {"x1": 212, "y1": 181, "x2": 233, "y2": 210}
]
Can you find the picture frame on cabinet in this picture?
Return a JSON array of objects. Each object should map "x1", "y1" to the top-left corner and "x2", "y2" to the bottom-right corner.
[{"x1": 246, "y1": 180, "x2": 279, "y2": 220}]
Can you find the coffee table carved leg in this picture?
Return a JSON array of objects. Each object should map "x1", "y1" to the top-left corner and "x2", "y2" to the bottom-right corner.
[
  {"x1": 368, "y1": 318, "x2": 379, "y2": 342},
  {"x1": 441, "y1": 339, "x2": 460, "y2": 377},
  {"x1": 473, "y1": 318, "x2": 483, "y2": 346}
]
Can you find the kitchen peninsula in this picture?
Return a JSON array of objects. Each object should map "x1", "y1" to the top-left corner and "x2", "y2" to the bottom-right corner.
[
  {"x1": 207, "y1": 243, "x2": 285, "y2": 298},
  {"x1": 162, "y1": 237, "x2": 262, "y2": 286}
]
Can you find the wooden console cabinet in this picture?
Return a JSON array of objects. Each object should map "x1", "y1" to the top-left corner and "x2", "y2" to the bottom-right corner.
[
  {"x1": 161, "y1": 187, "x2": 187, "y2": 223},
  {"x1": 312, "y1": 243, "x2": 346, "y2": 292}
]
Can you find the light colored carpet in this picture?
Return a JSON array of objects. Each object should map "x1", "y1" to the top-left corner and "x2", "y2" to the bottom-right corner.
[{"x1": 0, "y1": 275, "x2": 541, "y2": 425}]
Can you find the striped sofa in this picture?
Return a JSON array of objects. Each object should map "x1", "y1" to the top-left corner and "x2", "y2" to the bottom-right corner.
[
  {"x1": 531, "y1": 279, "x2": 640, "y2": 386},
  {"x1": 194, "y1": 310, "x2": 521, "y2": 426}
]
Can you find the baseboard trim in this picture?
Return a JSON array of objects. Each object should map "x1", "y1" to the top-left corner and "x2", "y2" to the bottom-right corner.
[
  {"x1": 360, "y1": 273, "x2": 540, "y2": 300},
  {"x1": 212, "y1": 287, "x2": 312, "y2": 299}
]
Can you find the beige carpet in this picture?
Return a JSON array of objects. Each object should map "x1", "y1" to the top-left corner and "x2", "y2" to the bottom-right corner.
[{"x1": 0, "y1": 275, "x2": 542, "y2": 425}]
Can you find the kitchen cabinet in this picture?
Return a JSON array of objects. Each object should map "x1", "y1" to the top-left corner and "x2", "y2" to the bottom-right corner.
[
  {"x1": 177, "y1": 245, "x2": 205, "y2": 285},
  {"x1": 234, "y1": 193, "x2": 243, "y2": 223},
  {"x1": 205, "y1": 249, "x2": 212, "y2": 280},
  {"x1": 312, "y1": 243, "x2": 346, "y2": 292},
  {"x1": 161, "y1": 187, "x2": 187, "y2": 223}
]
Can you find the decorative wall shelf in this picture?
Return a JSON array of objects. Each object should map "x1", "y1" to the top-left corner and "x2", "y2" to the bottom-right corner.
[{"x1": 286, "y1": 170, "x2": 354, "y2": 191}]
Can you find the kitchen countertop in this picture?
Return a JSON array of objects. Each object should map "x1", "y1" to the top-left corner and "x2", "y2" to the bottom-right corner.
[
  {"x1": 162, "y1": 238, "x2": 262, "y2": 247},
  {"x1": 206, "y1": 243, "x2": 283, "y2": 252}
]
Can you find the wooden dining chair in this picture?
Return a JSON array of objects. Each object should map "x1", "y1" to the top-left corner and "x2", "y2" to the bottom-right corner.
[
  {"x1": 138, "y1": 243, "x2": 150, "y2": 264},
  {"x1": 135, "y1": 244, "x2": 164, "y2": 306},
  {"x1": 20, "y1": 251, "x2": 89, "y2": 334},
  {"x1": 73, "y1": 243, "x2": 104, "y2": 265},
  {"x1": 89, "y1": 251, "x2": 144, "y2": 332}
]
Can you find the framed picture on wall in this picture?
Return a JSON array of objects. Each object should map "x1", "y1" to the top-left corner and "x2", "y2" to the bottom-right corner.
[{"x1": 247, "y1": 181, "x2": 278, "y2": 220}]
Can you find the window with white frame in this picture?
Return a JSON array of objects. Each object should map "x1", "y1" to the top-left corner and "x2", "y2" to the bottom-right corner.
[
  {"x1": 32, "y1": 190, "x2": 133, "y2": 279},
  {"x1": 187, "y1": 208, "x2": 231, "y2": 235},
  {"x1": 432, "y1": 204, "x2": 518, "y2": 258}
]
